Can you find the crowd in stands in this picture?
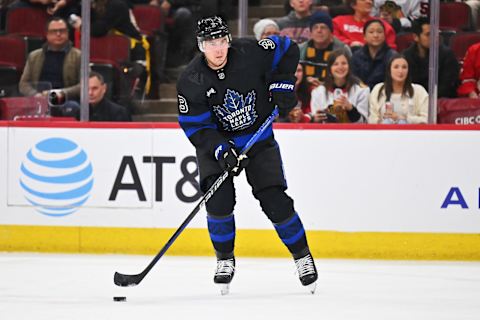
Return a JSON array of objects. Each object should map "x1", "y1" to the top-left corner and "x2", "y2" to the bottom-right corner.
[
  {"x1": 258, "y1": 0, "x2": 480, "y2": 124},
  {"x1": 0, "y1": 0, "x2": 234, "y2": 120},
  {"x1": 1, "y1": 0, "x2": 480, "y2": 123}
]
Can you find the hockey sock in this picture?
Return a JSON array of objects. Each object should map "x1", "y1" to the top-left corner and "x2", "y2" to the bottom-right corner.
[
  {"x1": 207, "y1": 214, "x2": 236, "y2": 259},
  {"x1": 273, "y1": 212, "x2": 309, "y2": 258}
]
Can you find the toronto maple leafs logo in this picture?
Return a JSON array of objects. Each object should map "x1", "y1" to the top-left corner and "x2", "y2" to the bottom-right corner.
[{"x1": 213, "y1": 89, "x2": 258, "y2": 131}]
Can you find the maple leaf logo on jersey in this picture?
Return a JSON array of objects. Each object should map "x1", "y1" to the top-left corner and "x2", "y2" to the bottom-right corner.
[{"x1": 213, "y1": 89, "x2": 258, "y2": 131}]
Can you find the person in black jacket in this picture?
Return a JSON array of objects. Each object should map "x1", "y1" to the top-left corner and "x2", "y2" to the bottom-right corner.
[
  {"x1": 351, "y1": 19, "x2": 396, "y2": 89},
  {"x1": 402, "y1": 17, "x2": 459, "y2": 98},
  {"x1": 89, "y1": 71, "x2": 131, "y2": 121}
]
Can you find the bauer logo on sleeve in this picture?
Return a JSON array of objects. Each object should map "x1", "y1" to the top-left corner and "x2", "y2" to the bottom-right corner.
[{"x1": 178, "y1": 94, "x2": 189, "y2": 114}]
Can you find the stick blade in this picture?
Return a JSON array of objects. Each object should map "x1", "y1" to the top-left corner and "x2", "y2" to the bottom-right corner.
[{"x1": 114, "y1": 271, "x2": 141, "y2": 287}]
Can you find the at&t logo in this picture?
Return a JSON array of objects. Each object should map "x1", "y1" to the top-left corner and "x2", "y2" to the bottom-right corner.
[{"x1": 19, "y1": 137, "x2": 94, "y2": 217}]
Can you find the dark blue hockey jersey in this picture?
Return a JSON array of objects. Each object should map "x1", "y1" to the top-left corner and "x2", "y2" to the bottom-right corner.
[{"x1": 177, "y1": 36, "x2": 299, "y2": 156}]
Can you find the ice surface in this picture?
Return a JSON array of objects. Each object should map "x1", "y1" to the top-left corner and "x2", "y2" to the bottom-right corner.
[{"x1": 1, "y1": 253, "x2": 479, "y2": 320}]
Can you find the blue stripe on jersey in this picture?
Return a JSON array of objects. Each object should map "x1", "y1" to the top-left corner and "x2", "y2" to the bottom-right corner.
[
  {"x1": 269, "y1": 35, "x2": 291, "y2": 71},
  {"x1": 178, "y1": 111, "x2": 211, "y2": 123},
  {"x1": 178, "y1": 111, "x2": 218, "y2": 137},
  {"x1": 231, "y1": 125, "x2": 273, "y2": 149}
]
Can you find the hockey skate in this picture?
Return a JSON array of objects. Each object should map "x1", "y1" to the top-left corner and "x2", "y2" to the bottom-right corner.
[
  {"x1": 294, "y1": 253, "x2": 318, "y2": 294},
  {"x1": 214, "y1": 258, "x2": 235, "y2": 295}
]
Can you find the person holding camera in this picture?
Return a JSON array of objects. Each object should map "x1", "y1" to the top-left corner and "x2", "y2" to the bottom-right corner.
[{"x1": 19, "y1": 16, "x2": 81, "y2": 113}]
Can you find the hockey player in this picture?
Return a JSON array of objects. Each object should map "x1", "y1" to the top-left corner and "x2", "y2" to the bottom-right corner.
[{"x1": 177, "y1": 16, "x2": 318, "y2": 295}]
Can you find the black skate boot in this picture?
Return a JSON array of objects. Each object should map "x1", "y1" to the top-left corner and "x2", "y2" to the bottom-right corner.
[
  {"x1": 213, "y1": 257, "x2": 235, "y2": 295},
  {"x1": 294, "y1": 253, "x2": 318, "y2": 294}
]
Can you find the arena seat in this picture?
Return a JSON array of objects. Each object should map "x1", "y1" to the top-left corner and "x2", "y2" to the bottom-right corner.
[
  {"x1": 6, "y1": 7, "x2": 48, "y2": 37},
  {"x1": 440, "y1": 2, "x2": 473, "y2": 32},
  {"x1": 90, "y1": 34, "x2": 130, "y2": 68},
  {"x1": 0, "y1": 96, "x2": 48, "y2": 120},
  {"x1": 449, "y1": 32, "x2": 480, "y2": 62},
  {"x1": 6, "y1": 7, "x2": 48, "y2": 54},
  {"x1": 395, "y1": 32, "x2": 415, "y2": 53},
  {"x1": 90, "y1": 35, "x2": 133, "y2": 102},
  {"x1": 132, "y1": 5, "x2": 164, "y2": 36},
  {"x1": 0, "y1": 35, "x2": 27, "y2": 97}
]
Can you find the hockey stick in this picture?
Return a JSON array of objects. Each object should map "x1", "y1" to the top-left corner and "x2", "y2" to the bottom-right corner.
[{"x1": 114, "y1": 106, "x2": 279, "y2": 287}]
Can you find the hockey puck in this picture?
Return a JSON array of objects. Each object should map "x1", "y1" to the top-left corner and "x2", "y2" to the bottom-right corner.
[{"x1": 113, "y1": 296, "x2": 127, "y2": 302}]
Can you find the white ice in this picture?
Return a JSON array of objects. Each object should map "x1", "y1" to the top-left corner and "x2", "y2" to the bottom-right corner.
[{"x1": 1, "y1": 253, "x2": 479, "y2": 320}]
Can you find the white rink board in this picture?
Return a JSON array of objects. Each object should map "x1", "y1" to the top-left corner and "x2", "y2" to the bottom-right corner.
[{"x1": 2, "y1": 126, "x2": 480, "y2": 233}]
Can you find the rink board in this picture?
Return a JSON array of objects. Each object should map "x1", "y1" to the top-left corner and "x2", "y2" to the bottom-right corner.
[{"x1": 0, "y1": 122, "x2": 480, "y2": 260}]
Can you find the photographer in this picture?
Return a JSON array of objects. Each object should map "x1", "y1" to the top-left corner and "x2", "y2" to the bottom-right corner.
[{"x1": 19, "y1": 16, "x2": 81, "y2": 111}]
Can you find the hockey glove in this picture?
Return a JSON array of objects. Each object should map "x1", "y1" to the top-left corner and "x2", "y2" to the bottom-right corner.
[
  {"x1": 268, "y1": 74, "x2": 298, "y2": 117},
  {"x1": 214, "y1": 141, "x2": 248, "y2": 176}
]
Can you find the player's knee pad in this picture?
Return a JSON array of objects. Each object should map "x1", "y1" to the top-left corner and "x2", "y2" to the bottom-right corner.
[
  {"x1": 204, "y1": 175, "x2": 236, "y2": 217},
  {"x1": 254, "y1": 186, "x2": 294, "y2": 224}
]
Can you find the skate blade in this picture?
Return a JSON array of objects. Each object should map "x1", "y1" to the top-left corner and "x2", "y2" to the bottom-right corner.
[
  {"x1": 307, "y1": 282, "x2": 317, "y2": 294},
  {"x1": 218, "y1": 283, "x2": 230, "y2": 295}
]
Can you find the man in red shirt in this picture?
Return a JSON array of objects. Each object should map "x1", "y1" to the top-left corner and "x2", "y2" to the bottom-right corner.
[
  {"x1": 457, "y1": 42, "x2": 480, "y2": 98},
  {"x1": 333, "y1": 0, "x2": 396, "y2": 49}
]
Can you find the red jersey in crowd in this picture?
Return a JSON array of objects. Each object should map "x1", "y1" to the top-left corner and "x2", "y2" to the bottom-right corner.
[
  {"x1": 332, "y1": 15, "x2": 397, "y2": 50},
  {"x1": 457, "y1": 42, "x2": 480, "y2": 97}
]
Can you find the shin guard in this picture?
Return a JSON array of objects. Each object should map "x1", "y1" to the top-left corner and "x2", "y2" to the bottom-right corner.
[
  {"x1": 273, "y1": 212, "x2": 309, "y2": 258},
  {"x1": 207, "y1": 214, "x2": 236, "y2": 259}
]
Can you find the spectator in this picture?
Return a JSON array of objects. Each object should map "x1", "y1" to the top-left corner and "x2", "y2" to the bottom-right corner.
[
  {"x1": 351, "y1": 19, "x2": 396, "y2": 89},
  {"x1": 318, "y1": 0, "x2": 354, "y2": 18},
  {"x1": 146, "y1": 0, "x2": 235, "y2": 67},
  {"x1": 287, "y1": 63, "x2": 314, "y2": 123},
  {"x1": 7, "y1": 0, "x2": 79, "y2": 20},
  {"x1": 371, "y1": 0, "x2": 426, "y2": 32},
  {"x1": 19, "y1": 17, "x2": 80, "y2": 109},
  {"x1": 299, "y1": 11, "x2": 351, "y2": 87},
  {"x1": 71, "y1": 0, "x2": 151, "y2": 96},
  {"x1": 311, "y1": 48, "x2": 369, "y2": 123},
  {"x1": 277, "y1": 0, "x2": 315, "y2": 43},
  {"x1": 89, "y1": 71, "x2": 131, "y2": 121},
  {"x1": 284, "y1": 0, "x2": 352, "y2": 17},
  {"x1": 253, "y1": 19, "x2": 280, "y2": 40},
  {"x1": 402, "y1": 17, "x2": 459, "y2": 98},
  {"x1": 153, "y1": 0, "x2": 200, "y2": 67},
  {"x1": 369, "y1": 53, "x2": 428, "y2": 124},
  {"x1": 457, "y1": 42, "x2": 480, "y2": 98},
  {"x1": 332, "y1": 0, "x2": 397, "y2": 49}
]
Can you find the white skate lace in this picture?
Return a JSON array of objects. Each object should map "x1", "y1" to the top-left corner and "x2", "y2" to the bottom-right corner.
[
  {"x1": 294, "y1": 255, "x2": 315, "y2": 277},
  {"x1": 215, "y1": 259, "x2": 235, "y2": 276}
]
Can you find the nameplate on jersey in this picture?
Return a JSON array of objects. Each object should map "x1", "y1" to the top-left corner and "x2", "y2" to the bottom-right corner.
[
  {"x1": 178, "y1": 94, "x2": 189, "y2": 114},
  {"x1": 258, "y1": 38, "x2": 276, "y2": 50},
  {"x1": 213, "y1": 89, "x2": 258, "y2": 131}
]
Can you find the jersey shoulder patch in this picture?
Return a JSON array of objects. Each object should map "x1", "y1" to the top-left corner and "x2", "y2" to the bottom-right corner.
[
  {"x1": 258, "y1": 38, "x2": 276, "y2": 50},
  {"x1": 177, "y1": 94, "x2": 189, "y2": 114}
]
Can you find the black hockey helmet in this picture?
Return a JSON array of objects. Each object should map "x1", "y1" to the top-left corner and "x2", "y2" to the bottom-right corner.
[{"x1": 196, "y1": 16, "x2": 232, "y2": 42}]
